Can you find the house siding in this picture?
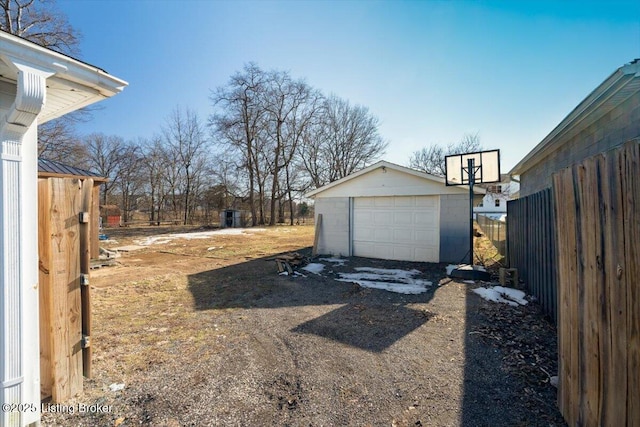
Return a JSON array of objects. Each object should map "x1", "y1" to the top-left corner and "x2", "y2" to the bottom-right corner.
[
  {"x1": 439, "y1": 194, "x2": 470, "y2": 263},
  {"x1": 314, "y1": 197, "x2": 350, "y2": 256},
  {"x1": 520, "y1": 90, "x2": 640, "y2": 197}
]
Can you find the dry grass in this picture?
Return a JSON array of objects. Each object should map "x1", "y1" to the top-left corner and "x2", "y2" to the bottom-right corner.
[{"x1": 88, "y1": 225, "x2": 314, "y2": 388}]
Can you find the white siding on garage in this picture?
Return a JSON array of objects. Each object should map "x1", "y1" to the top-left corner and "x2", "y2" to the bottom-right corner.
[
  {"x1": 353, "y1": 196, "x2": 440, "y2": 262},
  {"x1": 314, "y1": 197, "x2": 350, "y2": 256}
]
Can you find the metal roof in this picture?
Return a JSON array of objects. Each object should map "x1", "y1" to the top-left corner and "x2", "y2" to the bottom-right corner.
[{"x1": 38, "y1": 158, "x2": 108, "y2": 181}]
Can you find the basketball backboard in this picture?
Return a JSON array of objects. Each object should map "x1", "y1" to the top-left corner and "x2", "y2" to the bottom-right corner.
[{"x1": 445, "y1": 149, "x2": 501, "y2": 186}]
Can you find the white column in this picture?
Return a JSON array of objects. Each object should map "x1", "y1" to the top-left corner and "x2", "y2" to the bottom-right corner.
[{"x1": 0, "y1": 61, "x2": 52, "y2": 427}]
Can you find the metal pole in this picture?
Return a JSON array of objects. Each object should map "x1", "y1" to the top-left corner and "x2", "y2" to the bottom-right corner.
[{"x1": 468, "y1": 158, "x2": 475, "y2": 266}]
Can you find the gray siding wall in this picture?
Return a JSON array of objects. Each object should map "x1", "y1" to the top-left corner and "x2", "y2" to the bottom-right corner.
[
  {"x1": 314, "y1": 197, "x2": 350, "y2": 256},
  {"x1": 439, "y1": 194, "x2": 470, "y2": 263},
  {"x1": 520, "y1": 91, "x2": 640, "y2": 197}
]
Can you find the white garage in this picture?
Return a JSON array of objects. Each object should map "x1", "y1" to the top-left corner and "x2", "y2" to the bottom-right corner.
[{"x1": 306, "y1": 161, "x2": 484, "y2": 263}]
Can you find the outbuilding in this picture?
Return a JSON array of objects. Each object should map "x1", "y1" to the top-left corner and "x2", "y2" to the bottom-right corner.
[{"x1": 306, "y1": 161, "x2": 484, "y2": 263}]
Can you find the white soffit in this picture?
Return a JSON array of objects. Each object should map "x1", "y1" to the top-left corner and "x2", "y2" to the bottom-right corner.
[{"x1": 0, "y1": 31, "x2": 128, "y2": 122}]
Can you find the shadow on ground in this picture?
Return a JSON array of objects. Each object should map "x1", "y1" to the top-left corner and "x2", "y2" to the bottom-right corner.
[
  {"x1": 460, "y1": 277, "x2": 567, "y2": 426},
  {"x1": 187, "y1": 247, "x2": 441, "y2": 352}
]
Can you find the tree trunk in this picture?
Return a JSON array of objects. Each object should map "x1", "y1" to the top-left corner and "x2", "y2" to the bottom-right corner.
[{"x1": 183, "y1": 165, "x2": 191, "y2": 225}]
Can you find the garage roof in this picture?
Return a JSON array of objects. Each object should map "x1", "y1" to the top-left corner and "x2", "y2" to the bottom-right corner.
[{"x1": 306, "y1": 160, "x2": 486, "y2": 198}]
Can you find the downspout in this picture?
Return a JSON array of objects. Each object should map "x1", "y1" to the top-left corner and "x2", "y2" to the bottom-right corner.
[{"x1": 0, "y1": 59, "x2": 53, "y2": 427}]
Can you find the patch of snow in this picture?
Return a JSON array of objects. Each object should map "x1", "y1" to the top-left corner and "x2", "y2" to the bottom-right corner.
[
  {"x1": 302, "y1": 263, "x2": 325, "y2": 275},
  {"x1": 109, "y1": 383, "x2": 125, "y2": 392},
  {"x1": 319, "y1": 257, "x2": 347, "y2": 266},
  {"x1": 446, "y1": 264, "x2": 487, "y2": 275},
  {"x1": 134, "y1": 228, "x2": 266, "y2": 246},
  {"x1": 463, "y1": 280, "x2": 476, "y2": 284},
  {"x1": 473, "y1": 285, "x2": 528, "y2": 307},
  {"x1": 336, "y1": 279, "x2": 430, "y2": 294},
  {"x1": 456, "y1": 264, "x2": 487, "y2": 272},
  {"x1": 493, "y1": 286, "x2": 528, "y2": 305},
  {"x1": 337, "y1": 267, "x2": 432, "y2": 295}
]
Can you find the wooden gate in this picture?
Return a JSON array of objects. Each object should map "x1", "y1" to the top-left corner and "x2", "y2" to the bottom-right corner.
[
  {"x1": 554, "y1": 141, "x2": 639, "y2": 426},
  {"x1": 38, "y1": 177, "x2": 94, "y2": 402}
]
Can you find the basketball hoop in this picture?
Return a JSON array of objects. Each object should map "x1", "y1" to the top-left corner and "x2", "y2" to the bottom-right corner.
[{"x1": 444, "y1": 149, "x2": 501, "y2": 272}]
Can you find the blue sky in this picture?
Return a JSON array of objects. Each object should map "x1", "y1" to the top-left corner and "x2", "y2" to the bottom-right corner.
[{"x1": 58, "y1": 0, "x2": 640, "y2": 171}]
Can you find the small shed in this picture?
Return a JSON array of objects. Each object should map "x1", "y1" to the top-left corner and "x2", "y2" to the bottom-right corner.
[
  {"x1": 306, "y1": 161, "x2": 484, "y2": 263},
  {"x1": 37, "y1": 159, "x2": 107, "y2": 402},
  {"x1": 220, "y1": 209, "x2": 245, "y2": 228},
  {"x1": 100, "y1": 204, "x2": 122, "y2": 227}
]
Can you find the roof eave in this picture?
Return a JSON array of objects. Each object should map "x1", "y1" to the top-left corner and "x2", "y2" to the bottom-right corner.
[
  {"x1": 510, "y1": 59, "x2": 640, "y2": 176},
  {"x1": 0, "y1": 30, "x2": 128, "y2": 124}
]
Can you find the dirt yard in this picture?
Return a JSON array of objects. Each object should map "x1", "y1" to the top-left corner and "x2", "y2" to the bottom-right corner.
[{"x1": 41, "y1": 225, "x2": 565, "y2": 426}]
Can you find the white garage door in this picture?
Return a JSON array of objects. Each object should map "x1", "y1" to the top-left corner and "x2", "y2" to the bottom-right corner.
[{"x1": 352, "y1": 196, "x2": 440, "y2": 262}]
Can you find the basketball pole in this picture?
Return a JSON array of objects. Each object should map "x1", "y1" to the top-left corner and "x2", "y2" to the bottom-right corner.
[{"x1": 467, "y1": 158, "x2": 475, "y2": 266}]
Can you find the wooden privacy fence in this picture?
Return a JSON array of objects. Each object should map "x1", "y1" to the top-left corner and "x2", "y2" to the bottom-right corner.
[
  {"x1": 506, "y1": 188, "x2": 557, "y2": 322},
  {"x1": 554, "y1": 141, "x2": 639, "y2": 426},
  {"x1": 39, "y1": 177, "x2": 97, "y2": 402}
]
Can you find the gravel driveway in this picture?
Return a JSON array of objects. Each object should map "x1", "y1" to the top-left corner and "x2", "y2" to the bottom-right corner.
[{"x1": 41, "y1": 227, "x2": 565, "y2": 426}]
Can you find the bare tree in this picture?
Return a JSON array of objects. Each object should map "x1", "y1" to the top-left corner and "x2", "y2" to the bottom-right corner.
[
  {"x1": 83, "y1": 133, "x2": 126, "y2": 205},
  {"x1": 262, "y1": 70, "x2": 317, "y2": 225},
  {"x1": 409, "y1": 132, "x2": 482, "y2": 176},
  {"x1": 0, "y1": 0, "x2": 103, "y2": 164},
  {"x1": 140, "y1": 136, "x2": 169, "y2": 224},
  {"x1": 0, "y1": 0, "x2": 81, "y2": 55},
  {"x1": 279, "y1": 83, "x2": 322, "y2": 224},
  {"x1": 115, "y1": 141, "x2": 144, "y2": 224},
  {"x1": 210, "y1": 63, "x2": 266, "y2": 226},
  {"x1": 408, "y1": 144, "x2": 446, "y2": 176},
  {"x1": 299, "y1": 95, "x2": 387, "y2": 188},
  {"x1": 163, "y1": 107, "x2": 208, "y2": 225},
  {"x1": 211, "y1": 65, "x2": 387, "y2": 223}
]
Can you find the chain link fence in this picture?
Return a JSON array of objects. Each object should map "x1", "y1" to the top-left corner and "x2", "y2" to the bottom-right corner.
[{"x1": 476, "y1": 214, "x2": 506, "y2": 257}]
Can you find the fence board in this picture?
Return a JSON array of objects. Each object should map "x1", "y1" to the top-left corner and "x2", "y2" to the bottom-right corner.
[
  {"x1": 40, "y1": 178, "x2": 83, "y2": 402},
  {"x1": 622, "y1": 143, "x2": 640, "y2": 426},
  {"x1": 555, "y1": 141, "x2": 639, "y2": 426},
  {"x1": 38, "y1": 179, "x2": 53, "y2": 399},
  {"x1": 507, "y1": 188, "x2": 557, "y2": 321},
  {"x1": 80, "y1": 179, "x2": 93, "y2": 378}
]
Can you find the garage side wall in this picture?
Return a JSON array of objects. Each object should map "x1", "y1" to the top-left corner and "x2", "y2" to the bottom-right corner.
[
  {"x1": 314, "y1": 197, "x2": 350, "y2": 256},
  {"x1": 439, "y1": 194, "x2": 469, "y2": 263}
]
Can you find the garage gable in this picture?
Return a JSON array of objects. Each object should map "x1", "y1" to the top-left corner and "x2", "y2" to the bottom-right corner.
[{"x1": 306, "y1": 161, "x2": 481, "y2": 198}]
